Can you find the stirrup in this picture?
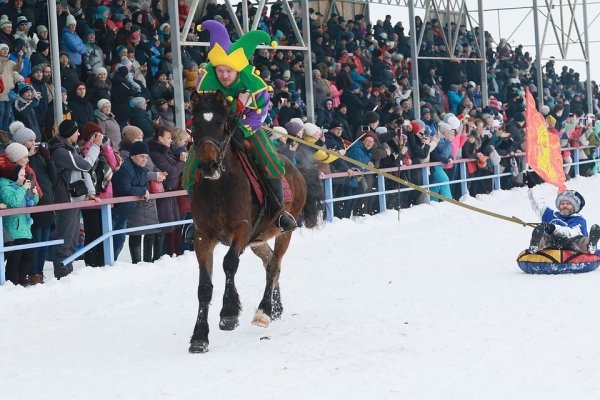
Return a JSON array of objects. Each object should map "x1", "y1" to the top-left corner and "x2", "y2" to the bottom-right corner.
[{"x1": 277, "y1": 211, "x2": 297, "y2": 232}]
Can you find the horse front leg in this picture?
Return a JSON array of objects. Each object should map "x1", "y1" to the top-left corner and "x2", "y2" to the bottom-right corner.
[
  {"x1": 250, "y1": 242, "x2": 282, "y2": 321},
  {"x1": 189, "y1": 238, "x2": 217, "y2": 354},
  {"x1": 252, "y1": 232, "x2": 292, "y2": 327},
  {"x1": 219, "y1": 244, "x2": 243, "y2": 331}
]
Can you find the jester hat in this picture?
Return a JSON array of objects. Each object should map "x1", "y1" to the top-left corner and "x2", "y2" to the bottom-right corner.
[{"x1": 198, "y1": 20, "x2": 276, "y2": 72}]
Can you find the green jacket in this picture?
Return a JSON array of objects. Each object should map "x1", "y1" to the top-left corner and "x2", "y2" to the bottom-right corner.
[{"x1": 0, "y1": 178, "x2": 39, "y2": 241}]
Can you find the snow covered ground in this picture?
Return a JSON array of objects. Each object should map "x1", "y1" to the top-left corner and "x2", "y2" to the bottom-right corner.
[{"x1": 2, "y1": 176, "x2": 600, "y2": 400}]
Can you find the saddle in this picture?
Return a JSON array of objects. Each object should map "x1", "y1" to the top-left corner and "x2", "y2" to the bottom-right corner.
[{"x1": 235, "y1": 148, "x2": 292, "y2": 240}]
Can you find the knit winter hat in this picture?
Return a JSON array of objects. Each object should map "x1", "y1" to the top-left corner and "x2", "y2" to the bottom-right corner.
[
  {"x1": 58, "y1": 120, "x2": 78, "y2": 138},
  {"x1": 0, "y1": 43, "x2": 8, "y2": 51},
  {"x1": 9, "y1": 121, "x2": 36, "y2": 144},
  {"x1": 80, "y1": 121, "x2": 104, "y2": 142},
  {"x1": 97, "y1": 98, "x2": 111, "y2": 110},
  {"x1": 36, "y1": 40, "x2": 49, "y2": 52},
  {"x1": 273, "y1": 79, "x2": 285, "y2": 90},
  {"x1": 270, "y1": 126, "x2": 287, "y2": 140},
  {"x1": 17, "y1": 82, "x2": 33, "y2": 96},
  {"x1": 284, "y1": 118, "x2": 304, "y2": 136},
  {"x1": 5, "y1": 142, "x2": 29, "y2": 162},
  {"x1": 132, "y1": 97, "x2": 147, "y2": 109},
  {"x1": 129, "y1": 141, "x2": 149, "y2": 156},
  {"x1": 438, "y1": 122, "x2": 452, "y2": 133},
  {"x1": 122, "y1": 125, "x2": 144, "y2": 142},
  {"x1": 546, "y1": 115, "x2": 557, "y2": 128},
  {"x1": 303, "y1": 123, "x2": 322, "y2": 139},
  {"x1": 410, "y1": 120, "x2": 422, "y2": 133},
  {"x1": 66, "y1": 14, "x2": 77, "y2": 27},
  {"x1": 0, "y1": 15, "x2": 12, "y2": 30},
  {"x1": 556, "y1": 190, "x2": 585, "y2": 213},
  {"x1": 540, "y1": 105, "x2": 551, "y2": 116},
  {"x1": 36, "y1": 25, "x2": 48, "y2": 35}
]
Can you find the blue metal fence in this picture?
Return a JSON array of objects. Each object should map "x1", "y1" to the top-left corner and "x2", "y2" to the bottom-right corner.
[{"x1": 0, "y1": 147, "x2": 598, "y2": 285}]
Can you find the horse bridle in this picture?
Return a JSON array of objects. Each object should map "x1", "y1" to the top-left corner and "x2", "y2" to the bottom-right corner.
[{"x1": 195, "y1": 118, "x2": 237, "y2": 173}]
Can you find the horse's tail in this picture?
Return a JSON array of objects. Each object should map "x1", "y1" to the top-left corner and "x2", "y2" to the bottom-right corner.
[{"x1": 296, "y1": 162, "x2": 324, "y2": 229}]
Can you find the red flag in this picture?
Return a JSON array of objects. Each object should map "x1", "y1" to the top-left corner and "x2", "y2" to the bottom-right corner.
[{"x1": 524, "y1": 87, "x2": 566, "y2": 191}]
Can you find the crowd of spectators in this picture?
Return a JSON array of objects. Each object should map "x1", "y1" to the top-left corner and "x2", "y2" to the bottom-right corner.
[{"x1": 0, "y1": 0, "x2": 599, "y2": 286}]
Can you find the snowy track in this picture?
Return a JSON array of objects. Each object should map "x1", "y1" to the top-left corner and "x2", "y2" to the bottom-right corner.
[{"x1": 2, "y1": 176, "x2": 600, "y2": 399}]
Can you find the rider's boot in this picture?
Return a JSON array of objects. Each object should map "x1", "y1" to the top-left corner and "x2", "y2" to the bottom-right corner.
[{"x1": 267, "y1": 178, "x2": 297, "y2": 232}]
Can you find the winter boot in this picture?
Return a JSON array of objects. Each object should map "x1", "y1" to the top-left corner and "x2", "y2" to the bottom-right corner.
[
  {"x1": 54, "y1": 262, "x2": 73, "y2": 280},
  {"x1": 588, "y1": 224, "x2": 600, "y2": 253},
  {"x1": 28, "y1": 274, "x2": 44, "y2": 285},
  {"x1": 143, "y1": 234, "x2": 154, "y2": 262},
  {"x1": 153, "y1": 235, "x2": 165, "y2": 261},
  {"x1": 130, "y1": 244, "x2": 142, "y2": 264},
  {"x1": 267, "y1": 178, "x2": 297, "y2": 232},
  {"x1": 529, "y1": 224, "x2": 546, "y2": 253}
]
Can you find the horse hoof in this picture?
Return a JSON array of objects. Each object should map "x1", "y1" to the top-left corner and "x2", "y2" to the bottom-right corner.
[
  {"x1": 219, "y1": 317, "x2": 239, "y2": 331},
  {"x1": 251, "y1": 310, "x2": 271, "y2": 328},
  {"x1": 189, "y1": 340, "x2": 209, "y2": 353}
]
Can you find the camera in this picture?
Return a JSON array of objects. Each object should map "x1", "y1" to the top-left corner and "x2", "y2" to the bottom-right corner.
[{"x1": 361, "y1": 125, "x2": 370, "y2": 132}]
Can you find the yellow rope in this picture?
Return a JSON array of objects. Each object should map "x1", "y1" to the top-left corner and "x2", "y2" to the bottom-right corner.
[{"x1": 262, "y1": 125, "x2": 535, "y2": 227}]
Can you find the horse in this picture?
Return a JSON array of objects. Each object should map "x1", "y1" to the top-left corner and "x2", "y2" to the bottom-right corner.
[{"x1": 188, "y1": 90, "x2": 322, "y2": 353}]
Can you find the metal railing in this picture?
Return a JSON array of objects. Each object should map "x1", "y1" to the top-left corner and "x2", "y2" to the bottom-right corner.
[
  {"x1": 0, "y1": 146, "x2": 597, "y2": 285},
  {"x1": 320, "y1": 147, "x2": 599, "y2": 222}
]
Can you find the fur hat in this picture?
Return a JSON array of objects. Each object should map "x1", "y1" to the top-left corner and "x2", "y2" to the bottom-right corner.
[
  {"x1": 9, "y1": 121, "x2": 36, "y2": 144},
  {"x1": 58, "y1": 120, "x2": 78, "y2": 138},
  {"x1": 80, "y1": 121, "x2": 104, "y2": 142},
  {"x1": 5, "y1": 142, "x2": 29, "y2": 162},
  {"x1": 129, "y1": 141, "x2": 149, "y2": 156},
  {"x1": 556, "y1": 190, "x2": 585, "y2": 213},
  {"x1": 303, "y1": 123, "x2": 322, "y2": 139},
  {"x1": 284, "y1": 118, "x2": 304, "y2": 136}
]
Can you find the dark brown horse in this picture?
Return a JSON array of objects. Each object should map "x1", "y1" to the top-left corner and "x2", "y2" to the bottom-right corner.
[{"x1": 188, "y1": 91, "x2": 322, "y2": 353}]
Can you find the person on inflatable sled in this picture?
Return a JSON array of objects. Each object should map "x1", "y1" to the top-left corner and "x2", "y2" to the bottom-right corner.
[{"x1": 524, "y1": 173, "x2": 600, "y2": 254}]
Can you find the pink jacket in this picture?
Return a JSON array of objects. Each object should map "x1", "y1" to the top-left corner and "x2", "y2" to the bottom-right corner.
[{"x1": 82, "y1": 140, "x2": 120, "y2": 200}]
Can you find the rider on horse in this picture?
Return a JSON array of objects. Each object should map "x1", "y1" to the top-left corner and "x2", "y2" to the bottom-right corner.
[{"x1": 182, "y1": 20, "x2": 297, "y2": 232}]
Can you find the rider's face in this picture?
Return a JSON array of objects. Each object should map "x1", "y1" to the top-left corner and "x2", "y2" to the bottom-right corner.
[{"x1": 215, "y1": 65, "x2": 238, "y2": 88}]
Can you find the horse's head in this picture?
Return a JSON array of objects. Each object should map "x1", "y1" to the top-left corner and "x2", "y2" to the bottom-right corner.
[{"x1": 190, "y1": 90, "x2": 235, "y2": 180}]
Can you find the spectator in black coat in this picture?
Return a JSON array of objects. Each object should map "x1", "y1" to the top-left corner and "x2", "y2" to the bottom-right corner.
[
  {"x1": 111, "y1": 141, "x2": 151, "y2": 259},
  {"x1": 111, "y1": 66, "x2": 138, "y2": 126},
  {"x1": 68, "y1": 82, "x2": 96, "y2": 130},
  {"x1": 59, "y1": 51, "x2": 80, "y2": 94},
  {"x1": 13, "y1": 82, "x2": 41, "y2": 140}
]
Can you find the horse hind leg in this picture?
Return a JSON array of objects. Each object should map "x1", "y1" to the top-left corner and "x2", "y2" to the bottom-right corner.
[
  {"x1": 219, "y1": 246, "x2": 243, "y2": 331},
  {"x1": 189, "y1": 238, "x2": 217, "y2": 354},
  {"x1": 252, "y1": 232, "x2": 292, "y2": 327}
]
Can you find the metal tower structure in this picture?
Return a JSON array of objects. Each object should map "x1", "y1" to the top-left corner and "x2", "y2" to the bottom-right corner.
[
  {"x1": 45, "y1": 1, "x2": 596, "y2": 126},
  {"x1": 167, "y1": 0, "x2": 314, "y2": 128}
]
